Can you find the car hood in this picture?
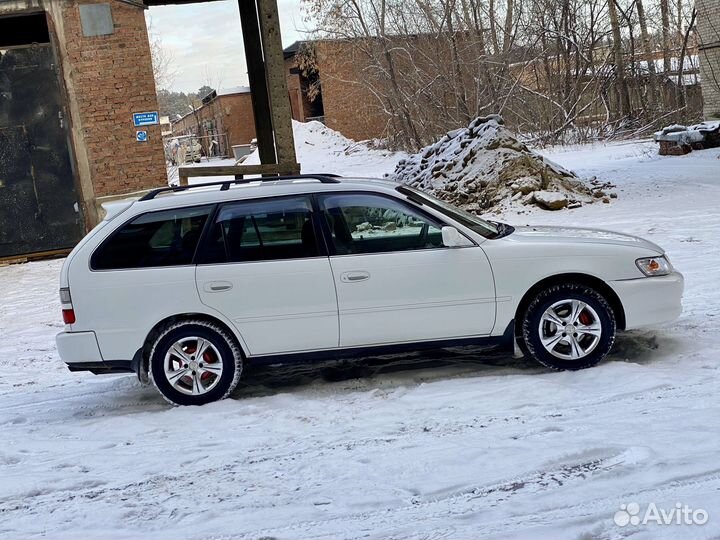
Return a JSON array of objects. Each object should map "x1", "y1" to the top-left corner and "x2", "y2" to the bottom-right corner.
[{"x1": 506, "y1": 225, "x2": 664, "y2": 254}]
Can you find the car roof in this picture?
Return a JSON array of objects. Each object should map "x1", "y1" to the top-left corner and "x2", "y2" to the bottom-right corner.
[{"x1": 127, "y1": 176, "x2": 402, "y2": 212}]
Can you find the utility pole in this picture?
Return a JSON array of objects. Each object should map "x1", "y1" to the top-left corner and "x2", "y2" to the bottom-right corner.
[{"x1": 237, "y1": 0, "x2": 298, "y2": 170}]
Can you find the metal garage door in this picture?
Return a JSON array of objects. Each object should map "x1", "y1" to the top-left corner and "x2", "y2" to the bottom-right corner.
[{"x1": 0, "y1": 43, "x2": 84, "y2": 258}]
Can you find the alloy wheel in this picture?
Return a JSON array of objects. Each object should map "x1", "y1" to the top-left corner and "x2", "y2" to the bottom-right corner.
[
  {"x1": 538, "y1": 299, "x2": 603, "y2": 360},
  {"x1": 163, "y1": 336, "x2": 224, "y2": 396}
]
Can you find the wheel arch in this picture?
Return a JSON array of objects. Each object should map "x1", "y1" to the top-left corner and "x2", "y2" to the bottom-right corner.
[
  {"x1": 514, "y1": 273, "x2": 626, "y2": 334},
  {"x1": 137, "y1": 312, "x2": 248, "y2": 380}
]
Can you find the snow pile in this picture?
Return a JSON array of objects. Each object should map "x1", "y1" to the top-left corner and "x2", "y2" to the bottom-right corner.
[
  {"x1": 390, "y1": 115, "x2": 612, "y2": 212},
  {"x1": 173, "y1": 120, "x2": 401, "y2": 186},
  {"x1": 247, "y1": 120, "x2": 403, "y2": 178}
]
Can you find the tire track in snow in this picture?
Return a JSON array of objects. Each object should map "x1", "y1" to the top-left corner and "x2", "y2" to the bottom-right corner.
[
  {"x1": 0, "y1": 448, "x2": 627, "y2": 531},
  {"x1": 0, "y1": 360, "x2": 709, "y2": 426},
  {"x1": 218, "y1": 448, "x2": 636, "y2": 539},
  {"x1": 227, "y1": 461, "x2": 720, "y2": 540}
]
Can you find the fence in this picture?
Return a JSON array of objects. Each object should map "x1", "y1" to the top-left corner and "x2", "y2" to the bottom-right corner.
[{"x1": 163, "y1": 132, "x2": 231, "y2": 165}]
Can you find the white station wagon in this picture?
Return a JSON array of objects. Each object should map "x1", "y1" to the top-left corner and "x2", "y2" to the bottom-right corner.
[{"x1": 56, "y1": 175, "x2": 683, "y2": 405}]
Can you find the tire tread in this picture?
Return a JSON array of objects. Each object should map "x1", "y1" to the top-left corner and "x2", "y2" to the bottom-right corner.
[
  {"x1": 148, "y1": 319, "x2": 243, "y2": 406},
  {"x1": 522, "y1": 283, "x2": 616, "y2": 371}
]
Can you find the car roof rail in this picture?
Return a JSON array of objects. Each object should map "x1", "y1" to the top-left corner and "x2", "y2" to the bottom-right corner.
[{"x1": 139, "y1": 173, "x2": 343, "y2": 201}]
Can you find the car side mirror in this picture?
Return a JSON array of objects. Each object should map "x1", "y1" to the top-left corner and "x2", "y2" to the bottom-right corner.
[{"x1": 441, "y1": 226, "x2": 473, "y2": 248}]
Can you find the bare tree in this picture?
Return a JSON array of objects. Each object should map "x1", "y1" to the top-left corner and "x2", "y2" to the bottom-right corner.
[
  {"x1": 607, "y1": 0, "x2": 631, "y2": 118},
  {"x1": 675, "y1": 7, "x2": 697, "y2": 110},
  {"x1": 303, "y1": 0, "x2": 702, "y2": 149},
  {"x1": 636, "y1": 0, "x2": 659, "y2": 110},
  {"x1": 146, "y1": 18, "x2": 176, "y2": 91},
  {"x1": 659, "y1": 0, "x2": 671, "y2": 76}
]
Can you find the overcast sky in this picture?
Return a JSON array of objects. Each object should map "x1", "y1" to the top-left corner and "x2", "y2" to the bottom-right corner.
[{"x1": 145, "y1": 1, "x2": 310, "y2": 93}]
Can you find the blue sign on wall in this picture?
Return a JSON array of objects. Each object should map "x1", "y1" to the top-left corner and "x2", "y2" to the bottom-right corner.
[
  {"x1": 133, "y1": 111, "x2": 159, "y2": 127},
  {"x1": 136, "y1": 130, "x2": 148, "y2": 142}
]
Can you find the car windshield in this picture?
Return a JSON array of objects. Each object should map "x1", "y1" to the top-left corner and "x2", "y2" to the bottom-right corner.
[{"x1": 396, "y1": 185, "x2": 500, "y2": 238}]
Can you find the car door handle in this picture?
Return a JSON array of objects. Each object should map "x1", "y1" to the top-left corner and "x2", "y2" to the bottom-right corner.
[
  {"x1": 341, "y1": 271, "x2": 370, "y2": 283},
  {"x1": 205, "y1": 281, "x2": 233, "y2": 292}
]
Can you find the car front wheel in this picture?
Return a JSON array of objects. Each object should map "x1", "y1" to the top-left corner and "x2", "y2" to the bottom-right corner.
[
  {"x1": 149, "y1": 320, "x2": 243, "y2": 406},
  {"x1": 522, "y1": 283, "x2": 616, "y2": 370}
]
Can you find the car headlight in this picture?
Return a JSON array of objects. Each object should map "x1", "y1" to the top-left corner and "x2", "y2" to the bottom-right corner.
[{"x1": 636, "y1": 255, "x2": 672, "y2": 277}]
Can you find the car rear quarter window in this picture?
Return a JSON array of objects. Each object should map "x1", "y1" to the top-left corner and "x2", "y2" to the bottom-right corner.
[
  {"x1": 197, "y1": 196, "x2": 319, "y2": 264},
  {"x1": 91, "y1": 205, "x2": 212, "y2": 270}
]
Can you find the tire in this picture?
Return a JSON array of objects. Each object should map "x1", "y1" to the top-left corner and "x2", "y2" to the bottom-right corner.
[
  {"x1": 521, "y1": 283, "x2": 616, "y2": 370},
  {"x1": 149, "y1": 320, "x2": 243, "y2": 406}
]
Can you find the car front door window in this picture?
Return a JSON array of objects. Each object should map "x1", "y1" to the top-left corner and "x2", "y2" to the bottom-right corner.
[{"x1": 319, "y1": 193, "x2": 444, "y2": 255}]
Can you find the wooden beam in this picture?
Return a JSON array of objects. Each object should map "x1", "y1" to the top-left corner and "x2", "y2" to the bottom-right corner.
[
  {"x1": 256, "y1": 0, "x2": 298, "y2": 167},
  {"x1": 0, "y1": 248, "x2": 71, "y2": 266},
  {"x1": 238, "y1": 0, "x2": 276, "y2": 165},
  {"x1": 178, "y1": 162, "x2": 301, "y2": 185}
]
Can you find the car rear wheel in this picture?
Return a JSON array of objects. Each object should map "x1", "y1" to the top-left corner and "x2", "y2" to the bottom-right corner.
[
  {"x1": 522, "y1": 283, "x2": 616, "y2": 370},
  {"x1": 149, "y1": 320, "x2": 243, "y2": 406}
]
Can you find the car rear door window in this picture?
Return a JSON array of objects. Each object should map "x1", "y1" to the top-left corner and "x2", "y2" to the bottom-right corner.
[
  {"x1": 91, "y1": 205, "x2": 212, "y2": 270},
  {"x1": 198, "y1": 196, "x2": 320, "y2": 264},
  {"x1": 318, "y1": 193, "x2": 444, "y2": 255}
]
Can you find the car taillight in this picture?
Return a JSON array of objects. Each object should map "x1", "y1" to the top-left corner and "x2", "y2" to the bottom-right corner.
[{"x1": 60, "y1": 287, "x2": 75, "y2": 324}]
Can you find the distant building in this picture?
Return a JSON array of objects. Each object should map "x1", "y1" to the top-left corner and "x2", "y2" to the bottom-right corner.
[
  {"x1": 171, "y1": 41, "x2": 386, "y2": 155},
  {"x1": 286, "y1": 38, "x2": 706, "y2": 143},
  {"x1": 284, "y1": 39, "x2": 387, "y2": 142},
  {"x1": 160, "y1": 116, "x2": 172, "y2": 137},
  {"x1": 697, "y1": 0, "x2": 720, "y2": 118},
  {"x1": 171, "y1": 87, "x2": 256, "y2": 157}
]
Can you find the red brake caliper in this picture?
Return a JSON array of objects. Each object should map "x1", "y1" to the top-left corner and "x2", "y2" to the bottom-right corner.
[
  {"x1": 201, "y1": 350, "x2": 215, "y2": 381},
  {"x1": 578, "y1": 310, "x2": 592, "y2": 326}
]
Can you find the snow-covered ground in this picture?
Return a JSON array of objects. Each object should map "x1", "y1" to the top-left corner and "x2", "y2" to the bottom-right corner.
[
  {"x1": 2, "y1": 133, "x2": 720, "y2": 539},
  {"x1": 168, "y1": 121, "x2": 404, "y2": 186}
]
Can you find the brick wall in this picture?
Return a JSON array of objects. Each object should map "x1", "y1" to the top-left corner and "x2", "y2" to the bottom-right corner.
[
  {"x1": 697, "y1": 0, "x2": 720, "y2": 118},
  {"x1": 286, "y1": 56, "x2": 304, "y2": 121},
  {"x1": 314, "y1": 37, "x2": 473, "y2": 143},
  {"x1": 172, "y1": 91, "x2": 256, "y2": 148},
  {"x1": 217, "y1": 93, "x2": 256, "y2": 145},
  {"x1": 315, "y1": 40, "x2": 389, "y2": 141},
  {"x1": 62, "y1": 0, "x2": 166, "y2": 199},
  {"x1": 172, "y1": 107, "x2": 206, "y2": 138}
]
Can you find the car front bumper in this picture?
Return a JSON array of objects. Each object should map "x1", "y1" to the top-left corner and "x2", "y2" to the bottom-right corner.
[
  {"x1": 610, "y1": 271, "x2": 684, "y2": 330},
  {"x1": 56, "y1": 331, "x2": 133, "y2": 374}
]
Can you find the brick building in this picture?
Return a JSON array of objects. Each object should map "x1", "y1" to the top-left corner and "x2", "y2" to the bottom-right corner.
[
  {"x1": 171, "y1": 86, "x2": 257, "y2": 156},
  {"x1": 297, "y1": 37, "x2": 707, "y2": 144},
  {"x1": 0, "y1": 0, "x2": 165, "y2": 259},
  {"x1": 279, "y1": 39, "x2": 388, "y2": 142},
  {"x1": 697, "y1": 0, "x2": 720, "y2": 118},
  {"x1": 311, "y1": 40, "x2": 387, "y2": 142},
  {"x1": 284, "y1": 41, "x2": 324, "y2": 124},
  {"x1": 171, "y1": 49, "x2": 327, "y2": 157}
]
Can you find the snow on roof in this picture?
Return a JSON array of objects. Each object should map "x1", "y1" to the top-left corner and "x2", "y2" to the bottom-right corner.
[
  {"x1": 217, "y1": 86, "x2": 251, "y2": 97},
  {"x1": 635, "y1": 54, "x2": 699, "y2": 74}
]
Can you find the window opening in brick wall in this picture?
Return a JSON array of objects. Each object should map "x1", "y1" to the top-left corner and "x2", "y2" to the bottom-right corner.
[{"x1": 0, "y1": 13, "x2": 50, "y2": 49}]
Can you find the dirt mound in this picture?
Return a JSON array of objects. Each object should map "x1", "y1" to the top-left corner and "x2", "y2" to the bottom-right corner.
[{"x1": 390, "y1": 115, "x2": 612, "y2": 212}]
